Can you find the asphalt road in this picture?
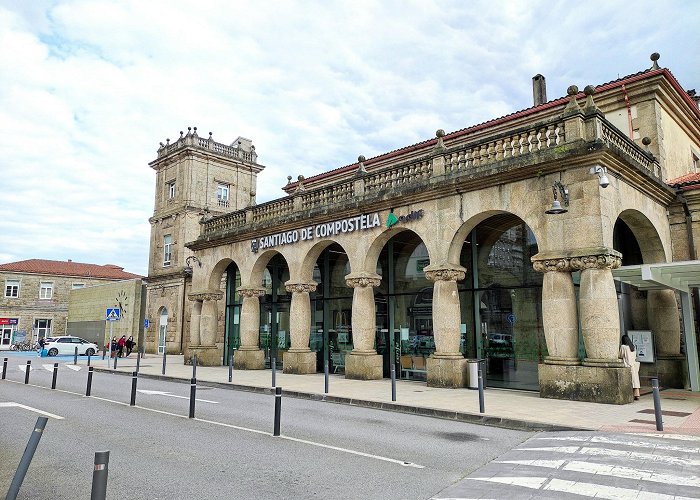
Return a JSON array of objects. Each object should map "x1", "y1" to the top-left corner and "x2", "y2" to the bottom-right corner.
[{"x1": 0, "y1": 353, "x2": 531, "y2": 499}]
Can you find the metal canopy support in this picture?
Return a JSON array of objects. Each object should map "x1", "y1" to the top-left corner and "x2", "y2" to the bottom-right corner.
[{"x1": 680, "y1": 291, "x2": 700, "y2": 392}]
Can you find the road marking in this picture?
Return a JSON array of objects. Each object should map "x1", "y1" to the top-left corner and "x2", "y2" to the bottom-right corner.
[
  {"x1": 518, "y1": 446, "x2": 700, "y2": 467},
  {"x1": 17, "y1": 365, "x2": 34, "y2": 372},
  {"x1": 532, "y1": 435, "x2": 700, "y2": 454},
  {"x1": 43, "y1": 364, "x2": 56, "y2": 371},
  {"x1": 468, "y1": 477, "x2": 697, "y2": 499},
  {"x1": 64, "y1": 365, "x2": 81, "y2": 371},
  {"x1": 0, "y1": 402, "x2": 64, "y2": 420},
  {"x1": 496, "y1": 459, "x2": 700, "y2": 487},
  {"x1": 632, "y1": 432, "x2": 700, "y2": 442},
  {"x1": 136, "y1": 389, "x2": 218, "y2": 404}
]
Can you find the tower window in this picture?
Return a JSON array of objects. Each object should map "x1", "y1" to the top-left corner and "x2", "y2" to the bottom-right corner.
[
  {"x1": 167, "y1": 181, "x2": 176, "y2": 199},
  {"x1": 217, "y1": 184, "x2": 230, "y2": 207},
  {"x1": 163, "y1": 234, "x2": 173, "y2": 266}
]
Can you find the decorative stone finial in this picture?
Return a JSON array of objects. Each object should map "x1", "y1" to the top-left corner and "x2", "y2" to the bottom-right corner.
[
  {"x1": 295, "y1": 175, "x2": 306, "y2": 193},
  {"x1": 356, "y1": 155, "x2": 367, "y2": 175},
  {"x1": 286, "y1": 175, "x2": 293, "y2": 184},
  {"x1": 650, "y1": 52, "x2": 660, "y2": 70},
  {"x1": 209, "y1": 132, "x2": 213, "y2": 138},
  {"x1": 166, "y1": 138, "x2": 170, "y2": 145},
  {"x1": 583, "y1": 85, "x2": 596, "y2": 110},
  {"x1": 159, "y1": 142, "x2": 164, "y2": 147},
  {"x1": 642, "y1": 137, "x2": 652, "y2": 147},
  {"x1": 179, "y1": 131, "x2": 184, "y2": 138},
  {"x1": 358, "y1": 155, "x2": 366, "y2": 162},
  {"x1": 436, "y1": 129, "x2": 445, "y2": 138},
  {"x1": 434, "y1": 129, "x2": 446, "y2": 151},
  {"x1": 564, "y1": 85, "x2": 581, "y2": 112}
]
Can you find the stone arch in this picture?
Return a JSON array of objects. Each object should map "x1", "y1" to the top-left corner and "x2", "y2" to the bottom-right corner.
[
  {"x1": 365, "y1": 226, "x2": 432, "y2": 275},
  {"x1": 207, "y1": 257, "x2": 241, "y2": 291},
  {"x1": 615, "y1": 209, "x2": 667, "y2": 264},
  {"x1": 249, "y1": 249, "x2": 290, "y2": 287},
  {"x1": 298, "y1": 239, "x2": 353, "y2": 283}
]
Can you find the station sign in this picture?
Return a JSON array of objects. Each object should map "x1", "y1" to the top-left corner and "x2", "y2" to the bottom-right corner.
[{"x1": 0, "y1": 318, "x2": 18, "y2": 325}]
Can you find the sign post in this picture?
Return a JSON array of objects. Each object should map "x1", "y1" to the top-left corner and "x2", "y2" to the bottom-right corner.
[{"x1": 105, "y1": 309, "x2": 120, "y2": 367}]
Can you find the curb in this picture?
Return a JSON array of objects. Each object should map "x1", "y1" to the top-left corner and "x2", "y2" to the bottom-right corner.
[{"x1": 95, "y1": 367, "x2": 586, "y2": 433}]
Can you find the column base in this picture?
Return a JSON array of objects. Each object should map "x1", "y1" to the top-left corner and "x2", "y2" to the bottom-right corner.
[
  {"x1": 345, "y1": 353, "x2": 383, "y2": 380},
  {"x1": 544, "y1": 356, "x2": 581, "y2": 366},
  {"x1": 538, "y1": 363, "x2": 633, "y2": 404},
  {"x1": 234, "y1": 348, "x2": 265, "y2": 370},
  {"x1": 186, "y1": 345, "x2": 221, "y2": 366},
  {"x1": 582, "y1": 358, "x2": 625, "y2": 368},
  {"x1": 283, "y1": 350, "x2": 317, "y2": 374},
  {"x1": 640, "y1": 354, "x2": 687, "y2": 389},
  {"x1": 427, "y1": 356, "x2": 467, "y2": 388}
]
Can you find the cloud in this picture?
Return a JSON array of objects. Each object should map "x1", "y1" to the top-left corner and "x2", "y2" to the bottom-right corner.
[{"x1": 0, "y1": 0, "x2": 697, "y2": 276}]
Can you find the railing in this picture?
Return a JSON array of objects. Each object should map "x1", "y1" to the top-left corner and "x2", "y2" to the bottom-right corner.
[
  {"x1": 600, "y1": 121, "x2": 661, "y2": 179},
  {"x1": 252, "y1": 198, "x2": 294, "y2": 222},
  {"x1": 156, "y1": 132, "x2": 257, "y2": 163},
  {"x1": 364, "y1": 158, "x2": 432, "y2": 192},
  {"x1": 203, "y1": 210, "x2": 246, "y2": 234},
  {"x1": 301, "y1": 181, "x2": 354, "y2": 210}
]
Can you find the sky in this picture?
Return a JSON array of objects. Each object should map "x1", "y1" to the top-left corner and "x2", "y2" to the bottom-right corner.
[{"x1": 0, "y1": 0, "x2": 698, "y2": 276}]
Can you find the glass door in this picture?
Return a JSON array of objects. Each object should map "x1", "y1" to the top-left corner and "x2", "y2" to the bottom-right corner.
[{"x1": 1, "y1": 327, "x2": 12, "y2": 347}]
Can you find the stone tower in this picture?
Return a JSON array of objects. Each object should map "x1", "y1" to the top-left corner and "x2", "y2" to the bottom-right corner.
[{"x1": 145, "y1": 127, "x2": 264, "y2": 355}]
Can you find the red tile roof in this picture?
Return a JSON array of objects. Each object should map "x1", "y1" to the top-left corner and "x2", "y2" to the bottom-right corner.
[
  {"x1": 668, "y1": 173, "x2": 700, "y2": 191},
  {"x1": 284, "y1": 67, "x2": 699, "y2": 192},
  {"x1": 0, "y1": 259, "x2": 143, "y2": 280}
]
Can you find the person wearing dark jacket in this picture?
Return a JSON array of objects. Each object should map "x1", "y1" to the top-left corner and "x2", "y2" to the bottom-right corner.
[
  {"x1": 117, "y1": 335, "x2": 126, "y2": 357},
  {"x1": 125, "y1": 336, "x2": 135, "y2": 357}
]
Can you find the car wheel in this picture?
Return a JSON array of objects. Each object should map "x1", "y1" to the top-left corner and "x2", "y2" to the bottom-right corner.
[
  {"x1": 48, "y1": 348, "x2": 58, "y2": 357},
  {"x1": 86, "y1": 348, "x2": 95, "y2": 356}
]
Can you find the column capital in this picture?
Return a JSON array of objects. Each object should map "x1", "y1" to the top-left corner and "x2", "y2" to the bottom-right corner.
[
  {"x1": 237, "y1": 286, "x2": 266, "y2": 298},
  {"x1": 345, "y1": 272, "x2": 381, "y2": 288},
  {"x1": 188, "y1": 290, "x2": 224, "y2": 301},
  {"x1": 423, "y1": 264, "x2": 466, "y2": 282},
  {"x1": 284, "y1": 281, "x2": 318, "y2": 293},
  {"x1": 532, "y1": 247, "x2": 621, "y2": 272}
]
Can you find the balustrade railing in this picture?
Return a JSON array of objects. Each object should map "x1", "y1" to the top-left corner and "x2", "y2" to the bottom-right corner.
[
  {"x1": 364, "y1": 158, "x2": 432, "y2": 192},
  {"x1": 301, "y1": 181, "x2": 354, "y2": 210},
  {"x1": 600, "y1": 121, "x2": 660, "y2": 178},
  {"x1": 156, "y1": 134, "x2": 256, "y2": 163},
  {"x1": 252, "y1": 198, "x2": 294, "y2": 222}
]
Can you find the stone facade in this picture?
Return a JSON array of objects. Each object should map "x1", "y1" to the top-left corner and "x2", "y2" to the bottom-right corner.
[{"x1": 148, "y1": 58, "x2": 700, "y2": 404}]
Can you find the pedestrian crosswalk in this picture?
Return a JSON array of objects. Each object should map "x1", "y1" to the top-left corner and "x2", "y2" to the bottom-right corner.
[{"x1": 433, "y1": 431, "x2": 700, "y2": 500}]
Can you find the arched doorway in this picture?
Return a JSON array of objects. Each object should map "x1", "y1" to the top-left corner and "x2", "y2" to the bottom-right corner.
[
  {"x1": 260, "y1": 253, "x2": 291, "y2": 368},
  {"x1": 224, "y1": 262, "x2": 242, "y2": 365},
  {"x1": 158, "y1": 307, "x2": 168, "y2": 355},
  {"x1": 459, "y1": 213, "x2": 545, "y2": 390}
]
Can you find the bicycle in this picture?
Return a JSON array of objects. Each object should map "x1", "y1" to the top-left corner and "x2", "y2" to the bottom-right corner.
[{"x1": 10, "y1": 341, "x2": 34, "y2": 351}]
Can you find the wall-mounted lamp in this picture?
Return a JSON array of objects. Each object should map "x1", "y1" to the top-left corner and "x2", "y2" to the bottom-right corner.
[
  {"x1": 185, "y1": 256, "x2": 202, "y2": 269},
  {"x1": 589, "y1": 165, "x2": 610, "y2": 188},
  {"x1": 545, "y1": 181, "x2": 570, "y2": 214}
]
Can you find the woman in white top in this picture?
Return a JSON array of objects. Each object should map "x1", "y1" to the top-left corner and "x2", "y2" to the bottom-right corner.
[{"x1": 619, "y1": 334, "x2": 641, "y2": 400}]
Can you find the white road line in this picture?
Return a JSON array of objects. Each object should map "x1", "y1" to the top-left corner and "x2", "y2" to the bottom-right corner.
[
  {"x1": 518, "y1": 446, "x2": 700, "y2": 467},
  {"x1": 497, "y1": 459, "x2": 700, "y2": 487},
  {"x1": 532, "y1": 435, "x2": 700, "y2": 454},
  {"x1": 0, "y1": 402, "x2": 64, "y2": 420},
  {"x1": 17, "y1": 365, "x2": 34, "y2": 372},
  {"x1": 136, "y1": 389, "x2": 218, "y2": 404},
  {"x1": 64, "y1": 365, "x2": 81, "y2": 371},
  {"x1": 633, "y1": 433, "x2": 700, "y2": 442},
  {"x1": 43, "y1": 364, "x2": 56, "y2": 371},
  {"x1": 468, "y1": 477, "x2": 697, "y2": 499}
]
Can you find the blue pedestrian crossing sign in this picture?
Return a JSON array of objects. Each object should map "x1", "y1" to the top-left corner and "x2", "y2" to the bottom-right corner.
[
  {"x1": 144, "y1": 319, "x2": 150, "y2": 328},
  {"x1": 106, "y1": 308, "x2": 121, "y2": 321}
]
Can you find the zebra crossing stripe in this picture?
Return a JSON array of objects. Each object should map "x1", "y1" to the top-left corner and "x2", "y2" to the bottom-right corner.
[
  {"x1": 517, "y1": 446, "x2": 700, "y2": 467},
  {"x1": 496, "y1": 459, "x2": 700, "y2": 487},
  {"x1": 468, "y1": 477, "x2": 697, "y2": 499},
  {"x1": 632, "y1": 433, "x2": 700, "y2": 442},
  {"x1": 531, "y1": 435, "x2": 700, "y2": 454}
]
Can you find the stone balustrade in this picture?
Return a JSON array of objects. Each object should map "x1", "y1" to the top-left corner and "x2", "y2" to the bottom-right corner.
[
  {"x1": 251, "y1": 198, "x2": 294, "y2": 222},
  {"x1": 600, "y1": 121, "x2": 660, "y2": 179},
  {"x1": 301, "y1": 180, "x2": 354, "y2": 210},
  {"x1": 156, "y1": 127, "x2": 258, "y2": 163},
  {"x1": 363, "y1": 158, "x2": 432, "y2": 192}
]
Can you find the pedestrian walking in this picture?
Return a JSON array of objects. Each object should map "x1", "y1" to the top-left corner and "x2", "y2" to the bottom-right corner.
[
  {"x1": 110, "y1": 336, "x2": 118, "y2": 358},
  {"x1": 117, "y1": 335, "x2": 126, "y2": 358},
  {"x1": 125, "y1": 336, "x2": 135, "y2": 357},
  {"x1": 619, "y1": 334, "x2": 641, "y2": 400},
  {"x1": 37, "y1": 336, "x2": 46, "y2": 357}
]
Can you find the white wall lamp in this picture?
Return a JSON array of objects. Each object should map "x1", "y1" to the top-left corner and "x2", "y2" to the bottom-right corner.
[
  {"x1": 545, "y1": 180, "x2": 570, "y2": 214},
  {"x1": 589, "y1": 165, "x2": 610, "y2": 188}
]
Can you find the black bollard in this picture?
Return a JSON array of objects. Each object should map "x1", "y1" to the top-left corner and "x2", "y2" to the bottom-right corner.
[
  {"x1": 478, "y1": 368, "x2": 485, "y2": 413},
  {"x1": 74, "y1": 346, "x2": 78, "y2": 365},
  {"x1": 130, "y1": 371, "x2": 137, "y2": 406},
  {"x1": 192, "y1": 354, "x2": 197, "y2": 379},
  {"x1": 228, "y1": 349, "x2": 233, "y2": 383},
  {"x1": 390, "y1": 362, "x2": 397, "y2": 402},
  {"x1": 189, "y1": 377, "x2": 197, "y2": 419},
  {"x1": 271, "y1": 357, "x2": 277, "y2": 388},
  {"x1": 324, "y1": 358, "x2": 329, "y2": 394},
  {"x1": 24, "y1": 360, "x2": 31, "y2": 384},
  {"x1": 51, "y1": 363, "x2": 58, "y2": 390},
  {"x1": 90, "y1": 451, "x2": 110, "y2": 500},
  {"x1": 6, "y1": 417, "x2": 48, "y2": 500},
  {"x1": 651, "y1": 377, "x2": 663, "y2": 431},
  {"x1": 2, "y1": 357, "x2": 7, "y2": 379},
  {"x1": 273, "y1": 386, "x2": 282, "y2": 436},
  {"x1": 162, "y1": 348, "x2": 166, "y2": 375},
  {"x1": 113, "y1": 352, "x2": 118, "y2": 370},
  {"x1": 87, "y1": 352, "x2": 91, "y2": 367},
  {"x1": 102, "y1": 347, "x2": 106, "y2": 360},
  {"x1": 86, "y1": 366, "x2": 94, "y2": 397},
  {"x1": 136, "y1": 352, "x2": 141, "y2": 374}
]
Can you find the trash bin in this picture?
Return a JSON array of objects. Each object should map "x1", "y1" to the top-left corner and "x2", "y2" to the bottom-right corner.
[{"x1": 466, "y1": 359, "x2": 482, "y2": 390}]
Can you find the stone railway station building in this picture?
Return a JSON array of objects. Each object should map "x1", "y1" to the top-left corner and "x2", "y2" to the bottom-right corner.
[{"x1": 145, "y1": 55, "x2": 700, "y2": 404}]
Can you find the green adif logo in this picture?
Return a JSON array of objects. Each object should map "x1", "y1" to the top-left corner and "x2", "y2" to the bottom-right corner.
[{"x1": 386, "y1": 209, "x2": 424, "y2": 228}]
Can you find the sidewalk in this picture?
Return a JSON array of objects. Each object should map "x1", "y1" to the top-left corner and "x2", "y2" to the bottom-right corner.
[{"x1": 93, "y1": 353, "x2": 700, "y2": 435}]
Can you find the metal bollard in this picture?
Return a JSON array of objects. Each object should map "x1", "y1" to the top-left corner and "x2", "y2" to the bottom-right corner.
[
  {"x1": 390, "y1": 362, "x2": 396, "y2": 402},
  {"x1": 2, "y1": 357, "x2": 7, "y2": 379},
  {"x1": 478, "y1": 368, "x2": 485, "y2": 413},
  {"x1": 651, "y1": 377, "x2": 664, "y2": 431},
  {"x1": 228, "y1": 349, "x2": 234, "y2": 383},
  {"x1": 86, "y1": 366, "x2": 94, "y2": 396},
  {"x1": 162, "y1": 349, "x2": 166, "y2": 375},
  {"x1": 87, "y1": 353, "x2": 91, "y2": 367},
  {"x1": 90, "y1": 451, "x2": 110, "y2": 500},
  {"x1": 130, "y1": 371, "x2": 138, "y2": 406},
  {"x1": 324, "y1": 358, "x2": 329, "y2": 394},
  {"x1": 273, "y1": 386, "x2": 282, "y2": 436},
  {"x1": 192, "y1": 354, "x2": 197, "y2": 379},
  {"x1": 136, "y1": 352, "x2": 141, "y2": 373},
  {"x1": 102, "y1": 347, "x2": 106, "y2": 360},
  {"x1": 6, "y1": 417, "x2": 48, "y2": 500},
  {"x1": 271, "y1": 357, "x2": 277, "y2": 388},
  {"x1": 51, "y1": 363, "x2": 58, "y2": 390},
  {"x1": 74, "y1": 346, "x2": 78, "y2": 365},
  {"x1": 24, "y1": 360, "x2": 31, "y2": 384},
  {"x1": 113, "y1": 352, "x2": 118, "y2": 370},
  {"x1": 189, "y1": 377, "x2": 197, "y2": 419}
]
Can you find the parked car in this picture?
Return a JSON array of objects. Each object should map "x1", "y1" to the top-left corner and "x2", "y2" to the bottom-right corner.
[{"x1": 44, "y1": 336, "x2": 99, "y2": 356}]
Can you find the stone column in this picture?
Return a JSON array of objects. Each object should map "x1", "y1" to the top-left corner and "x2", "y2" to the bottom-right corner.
[
  {"x1": 571, "y1": 251, "x2": 623, "y2": 367},
  {"x1": 283, "y1": 281, "x2": 318, "y2": 374},
  {"x1": 189, "y1": 300, "x2": 202, "y2": 348},
  {"x1": 532, "y1": 258, "x2": 580, "y2": 365},
  {"x1": 236, "y1": 287, "x2": 266, "y2": 370},
  {"x1": 187, "y1": 291, "x2": 223, "y2": 366},
  {"x1": 424, "y1": 265, "x2": 468, "y2": 388},
  {"x1": 647, "y1": 289, "x2": 685, "y2": 387},
  {"x1": 344, "y1": 272, "x2": 383, "y2": 380}
]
